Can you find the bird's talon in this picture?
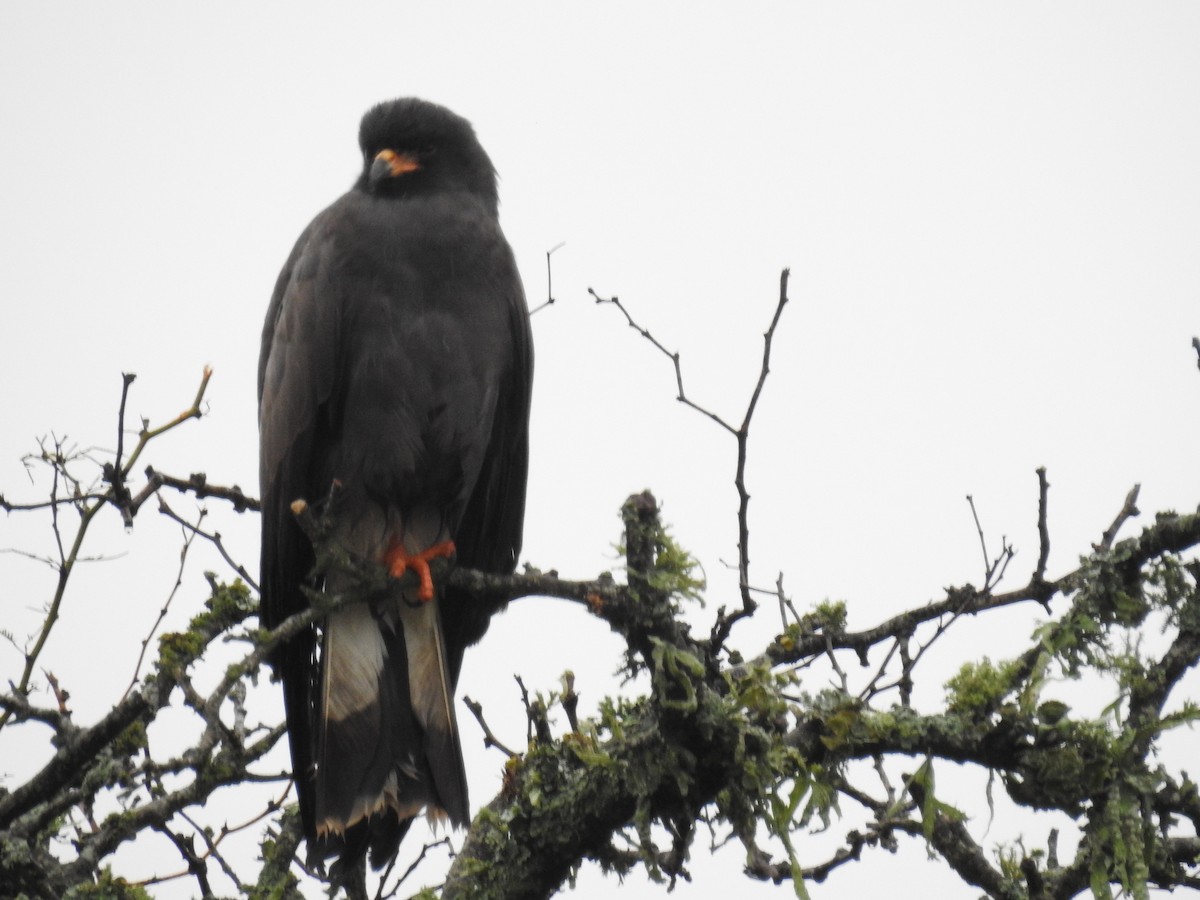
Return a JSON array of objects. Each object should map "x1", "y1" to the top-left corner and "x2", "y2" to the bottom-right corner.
[{"x1": 385, "y1": 539, "x2": 457, "y2": 602}]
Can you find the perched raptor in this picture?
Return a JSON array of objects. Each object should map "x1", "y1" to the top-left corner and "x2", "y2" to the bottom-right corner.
[{"x1": 258, "y1": 98, "x2": 532, "y2": 868}]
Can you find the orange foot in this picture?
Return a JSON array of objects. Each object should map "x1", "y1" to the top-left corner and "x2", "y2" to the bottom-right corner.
[{"x1": 384, "y1": 539, "x2": 456, "y2": 602}]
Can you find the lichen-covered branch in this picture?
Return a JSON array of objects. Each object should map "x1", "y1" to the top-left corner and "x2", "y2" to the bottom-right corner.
[{"x1": 5, "y1": 350, "x2": 1200, "y2": 898}]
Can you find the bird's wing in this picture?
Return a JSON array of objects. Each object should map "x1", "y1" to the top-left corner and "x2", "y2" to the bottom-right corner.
[
  {"x1": 258, "y1": 202, "x2": 345, "y2": 840},
  {"x1": 440, "y1": 246, "x2": 534, "y2": 681}
]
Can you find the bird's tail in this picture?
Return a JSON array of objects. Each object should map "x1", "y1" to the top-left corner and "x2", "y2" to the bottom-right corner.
[{"x1": 310, "y1": 539, "x2": 469, "y2": 868}]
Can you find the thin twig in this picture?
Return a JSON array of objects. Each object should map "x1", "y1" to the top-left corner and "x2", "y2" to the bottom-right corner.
[
  {"x1": 462, "y1": 696, "x2": 518, "y2": 758},
  {"x1": 1, "y1": 370, "x2": 214, "y2": 730},
  {"x1": 515, "y1": 675, "x2": 534, "y2": 746},
  {"x1": 179, "y1": 809, "x2": 243, "y2": 892},
  {"x1": 590, "y1": 270, "x2": 791, "y2": 644},
  {"x1": 0, "y1": 692, "x2": 68, "y2": 730},
  {"x1": 0, "y1": 443, "x2": 106, "y2": 730},
  {"x1": 588, "y1": 287, "x2": 737, "y2": 434},
  {"x1": 966, "y1": 495, "x2": 990, "y2": 579},
  {"x1": 858, "y1": 604, "x2": 968, "y2": 705},
  {"x1": 1096, "y1": 483, "x2": 1141, "y2": 551},
  {"x1": 727, "y1": 268, "x2": 792, "y2": 632},
  {"x1": 857, "y1": 638, "x2": 902, "y2": 702},
  {"x1": 895, "y1": 637, "x2": 914, "y2": 707},
  {"x1": 43, "y1": 669, "x2": 71, "y2": 715},
  {"x1": 156, "y1": 497, "x2": 259, "y2": 590},
  {"x1": 0, "y1": 492, "x2": 111, "y2": 512},
  {"x1": 122, "y1": 504, "x2": 204, "y2": 702},
  {"x1": 775, "y1": 572, "x2": 801, "y2": 630},
  {"x1": 120, "y1": 366, "x2": 212, "y2": 478},
  {"x1": 965, "y1": 494, "x2": 1015, "y2": 591},
  {"x1": 1034, "y1": 468, "x2": 1051, "y2": 584},
  {"x1": 135, "y1": 790, "x2": 291, "y2": 887},
  {"x1": 560, "y1": 670, "x2": 579, "y2": 733},
  {"x1": 111, "y1": 373, "x2": 138, "y2": 527},
  {"x1": 529, "y1": 242, "x2": 565, "y2": 316},
  {"x1": 824, "y1": 634, "x2": 849, "y2": 692},
  {"x1": 142, "y1": 467, "x2": 260, "y2": 513},
  {"x1": 988, "y1": 538, "x2": 1015, "y2": 592},
  {"x1": 381, "y1": 837, "x2": 450, "y2": 897},
  {"x1": 152, "y1": 822, "x2": 214, "y2": 898}
]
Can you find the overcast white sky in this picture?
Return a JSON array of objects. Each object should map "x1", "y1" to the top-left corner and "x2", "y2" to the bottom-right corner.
[{"x1": 2, "y1": 3, "x2": 1199, "y2": 898}]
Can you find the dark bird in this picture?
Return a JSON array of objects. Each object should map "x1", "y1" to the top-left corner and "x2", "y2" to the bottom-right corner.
[{"x1": 258, "y1": 98, "x2": 532, "y2": 869}]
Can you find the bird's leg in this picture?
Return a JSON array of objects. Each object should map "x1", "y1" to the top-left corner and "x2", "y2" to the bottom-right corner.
[{"x1": 384, "y1": 538, "x2": 456, "y2": 602}]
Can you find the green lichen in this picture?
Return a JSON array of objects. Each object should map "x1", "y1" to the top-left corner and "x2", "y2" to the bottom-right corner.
[
  {"x1": 63, "y1": 868, "x2": 153, "y2": 900},
  {"x1": 110, "y1": 719, "x2": 148, "y2": 758},
  {"x1": 944, "y1": 657, "x2": 1023, "y2": 715},
  {"x1": 615, "y1": 505, "x2": 705, "y2": 607},
  {"x1": 154, "y1": 577, "x2": 254, "y2": 680}
]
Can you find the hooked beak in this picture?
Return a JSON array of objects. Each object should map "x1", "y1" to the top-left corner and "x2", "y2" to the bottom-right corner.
[{"x1": 370, "y1": 148, "x2": 421, "y2": 182}]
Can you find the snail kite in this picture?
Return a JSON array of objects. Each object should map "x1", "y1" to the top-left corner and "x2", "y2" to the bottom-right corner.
[{"x1": 258, "y1": 98, "x2": 532, "y2": 868}]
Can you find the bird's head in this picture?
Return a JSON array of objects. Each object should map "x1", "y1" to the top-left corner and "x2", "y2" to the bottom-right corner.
[{"x1": 356, "y1": 98, "x2": 499, "y2": 212}]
